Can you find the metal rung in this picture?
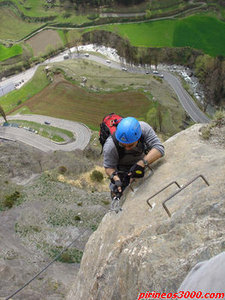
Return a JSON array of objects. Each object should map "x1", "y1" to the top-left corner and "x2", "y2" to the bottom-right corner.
[
  {"x1": 129, "y1": 184, "x2": 134, "y2": 192},
  {"x1": 163, "y1": 175, "x2": 210, "y2": 217},
  {"x1": 147, "y1": 165, "x2": 154, "y2": 173},
  {"x1": 146, "y1": 181, "x2": 181, "y2": 209}
]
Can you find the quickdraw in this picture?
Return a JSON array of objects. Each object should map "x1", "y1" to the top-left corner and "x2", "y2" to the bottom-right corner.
[{"x1": 110, "y1": 196, "x2": 123, "y2": 213}]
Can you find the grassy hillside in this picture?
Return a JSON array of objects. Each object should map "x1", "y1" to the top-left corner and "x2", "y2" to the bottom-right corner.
[
  {"x1": 0, "y1": 60, "x2": 186, "y2": 136},
  {"x1": 15, "y1": 13, "x2": 225, "y2": 63},
  {"x1": 0, "y1": 1, "x2": 88, "y2": 41},
  {"x1": 0, "y1": 0, "x2": 57, "y2": 18},
  {"x1": 0, "y1": 7, "x2": 44, "y2": 41},
  {"x1": 97, "y1": 14, "x2": 225, "y2": 57},
  {"x1": 0, "y1": 1, "x2": 224, "y2": 58},
  {"x1": 0, "y1": 67, "x2": 50, "y2": 112}
]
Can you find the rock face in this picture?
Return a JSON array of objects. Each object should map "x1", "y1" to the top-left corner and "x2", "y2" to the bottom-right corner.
[
  {"x1": 67, "y1": 124, "x2": 225, "y2": 300},
  {"x1": 0, "y1": 140, "x2": 108, "y2": 299}
]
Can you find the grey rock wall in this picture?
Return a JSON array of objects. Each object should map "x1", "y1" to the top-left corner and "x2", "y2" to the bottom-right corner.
[{"x1": 67, "y1": 124, "x2": 225, "y2": 300}]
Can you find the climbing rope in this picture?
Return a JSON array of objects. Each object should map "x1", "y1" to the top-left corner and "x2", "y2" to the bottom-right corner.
[{"x1": 5, "y1": 229, "x2": 88, "y2": 300}]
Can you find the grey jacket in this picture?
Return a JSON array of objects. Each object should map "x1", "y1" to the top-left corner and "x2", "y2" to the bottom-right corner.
[{"x1": 103, "y1": 121, "x2": 164, "y2": 171}]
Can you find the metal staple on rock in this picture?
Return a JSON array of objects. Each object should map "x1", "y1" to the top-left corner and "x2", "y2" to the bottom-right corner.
[
  {"x1": 162, "y1": 174, "x2": 210, "y2": 217},
  {"x1": 5, "y1": 229, "x2": 88, "y2": 300}
]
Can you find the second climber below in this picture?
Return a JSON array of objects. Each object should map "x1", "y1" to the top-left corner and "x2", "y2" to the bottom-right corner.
[{"x1": 103, "y1": 116, "x2": 165, "y2": 199}]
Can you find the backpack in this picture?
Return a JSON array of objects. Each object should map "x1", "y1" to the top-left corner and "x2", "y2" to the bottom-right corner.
[
  {"x1": 99, "y1": 113, "x2": 148, "y2": 158},
  {"x1": 99, "y1": 113, "x2": 123, "y2": 153}
]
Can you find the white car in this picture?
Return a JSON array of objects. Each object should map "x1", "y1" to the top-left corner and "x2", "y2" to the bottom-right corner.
[
  {"x1": 159, "y1": 74, "x2": 164, "y2": 78},
  {"x1": 153, "y1": 70, "x2": 159, "y2": 74},
  {"x1": 84, "y1": 53, "x2": 89, "y2": 57},
  {"x1": 106, "y1": 60, "x2": 111, "y2": 63},
  {"x1": 122, "y1": 67, "x2": 127, "y2": 71}
]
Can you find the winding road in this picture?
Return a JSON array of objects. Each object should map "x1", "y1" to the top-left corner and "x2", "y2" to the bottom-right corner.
[
  {"x1": 0, "y1": 115, "x2": 91, "y2": 152},
  {"x1": 0, "y1": 47, "x2": 210, "y2": 151},
  {"x1": 82, "y1": 53, "x2": 210, "y2": 123},
  {"x1": 162, "y1": 72, "x2": 210, "y2": 123}
]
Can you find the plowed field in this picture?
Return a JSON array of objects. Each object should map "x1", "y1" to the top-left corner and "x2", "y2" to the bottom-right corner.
[{"x1": 25, "y1": 29, "x2": 63, "y2": 56}]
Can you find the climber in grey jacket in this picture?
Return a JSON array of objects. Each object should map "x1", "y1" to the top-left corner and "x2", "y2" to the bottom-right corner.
[{"x1": 103, "y1": 117, "x2": 164, "y2": 198}]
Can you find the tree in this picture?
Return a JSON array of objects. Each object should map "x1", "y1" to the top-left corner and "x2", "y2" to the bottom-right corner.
[
  {"x1": 157, "y1": 103, "x2": 163, "y2": 132},
  {"x1": 145, "y1": 9, "x2": 152, "y2": 19},
  {"x1": 0, "y1": 105, "x2": 7, "y2": 122},
  {"x1": 195, "y1": 54, "x2": 225, "y2": 109}
]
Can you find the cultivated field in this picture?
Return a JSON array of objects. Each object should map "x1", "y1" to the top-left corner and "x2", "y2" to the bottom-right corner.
[
  {"x1": 14, "y1": 74, "x2": 152, "y2": 130},
  {"x1": 25, "y1": 29, "x2": 63, "y2": 56}
]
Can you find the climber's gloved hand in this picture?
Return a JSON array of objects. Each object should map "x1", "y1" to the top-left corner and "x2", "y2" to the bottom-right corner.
[
  {"x1": 110, "y1": 172, "x2": 123, "y2": 195},
  {"x1": 113, "y1": 180, "x2": 123, "y2": 196},
  {"x1": 128, "y1": 163, "x2": 145, "y2": 178}
]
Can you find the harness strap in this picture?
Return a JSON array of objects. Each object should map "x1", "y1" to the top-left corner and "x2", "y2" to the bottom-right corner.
[{"x1": 112, "y1": 133, "x2": 125, "y2": 159}]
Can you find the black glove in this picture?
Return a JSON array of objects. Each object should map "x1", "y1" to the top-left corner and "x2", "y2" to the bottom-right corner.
[
  {"x1": 113, "y1": 180, "x2": 123, "y2": 196},
  {"x1": 110, "y1": 172, "x2": 118, "y2": 184},
  {"x1": 129, "y1": 163, "x2": 145, "y2": 178}
]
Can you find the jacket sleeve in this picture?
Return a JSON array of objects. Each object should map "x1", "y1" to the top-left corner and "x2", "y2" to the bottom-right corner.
[
  {"x1": 141, "y1": 121, "x2": 165, "y2": 156},
  {"x1": 103, "y1": 136, "x2": 119, "y2": 169}
]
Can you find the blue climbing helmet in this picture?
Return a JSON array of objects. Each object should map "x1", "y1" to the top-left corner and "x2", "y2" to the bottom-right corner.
[{"x1": 115, "y1": 117, "x2": 142, "y2": 144}]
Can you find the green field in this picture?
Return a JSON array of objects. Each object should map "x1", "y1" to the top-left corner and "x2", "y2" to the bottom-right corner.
[
  {"x1": 0, "y1": 67, "x2": 50, "y2": 112},
  {"x1": 0, "y1": 44, "x2": 23, "y2": 62},
  {"x1": 173, "y1": 15, "x2": 225, "y2": 57},
  {"x1": 97, "y1": 14, "x2": 225, "y2": 57}
]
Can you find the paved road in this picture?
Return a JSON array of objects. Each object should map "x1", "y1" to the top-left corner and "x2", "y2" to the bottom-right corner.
[
  {"x1": 163, "y1": 72, "x2": 210, "y2": 123},
  {"x1": 0, "y1": 115, "x2": 91, "y2": 153},
  {"x1": 82, "y1": 54, "x2": 210, "y2": 123},
  {"x1": 0, "y1": 51, "x2": 68, "y2": 92}
]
